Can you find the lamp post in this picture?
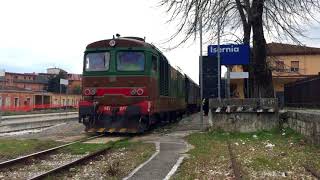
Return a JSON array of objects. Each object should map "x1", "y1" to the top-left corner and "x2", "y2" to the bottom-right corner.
[
  {"x1": 199, "y1": 3, "x2": 204, "y2": 131},
  {"x1": 0, "y1": 69, "x2": 5, "y2": 123},
  {"x1": 217, "y1": 4, "x2": 221, "y2": 100}
]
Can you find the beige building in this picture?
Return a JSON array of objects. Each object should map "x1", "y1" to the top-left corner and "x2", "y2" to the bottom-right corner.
[{"x1": 230, "y1": 43, "x2": 320, "y2": 100}]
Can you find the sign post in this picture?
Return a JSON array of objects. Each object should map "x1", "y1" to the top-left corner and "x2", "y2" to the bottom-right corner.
[
  {"x1": 0, "y1": 69, "x2": 5, "y2": 124},
  {"x1": 60, "y1": 79, "x2": 69, "y2": 108},
  {"x1": 199, "y1": 10, "x2": 204, "y2": 131}
]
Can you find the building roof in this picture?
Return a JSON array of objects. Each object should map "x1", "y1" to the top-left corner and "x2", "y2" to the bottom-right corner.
[
  {"x1": 68, "y1": 74, "x2": 82, "y2": 81},
  {"x1": 0, "y1": 86, "x2": 34, "y2": 92},
  {"x1": 4, "y1": 72, "x2": 38, "y2": 76},
  {"x1": 267, "y1": 43, "x2": 320, "y2": 56}
]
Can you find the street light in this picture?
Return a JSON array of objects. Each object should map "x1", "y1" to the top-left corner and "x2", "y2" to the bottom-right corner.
[
  {"x1": 0, "y1": 69, "x2": 5, "y2": 123},
  {"x1": 199, "y1": 4, "x2": 204, "y2": 131}
]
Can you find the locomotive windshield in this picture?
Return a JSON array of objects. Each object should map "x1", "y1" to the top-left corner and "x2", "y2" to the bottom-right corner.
[
  {"x1": 85, "y1": 52, "x2": 110, "y2": 71},
  {"x1": 116, "y1": 51, "x2": 145, "y2": 71}
]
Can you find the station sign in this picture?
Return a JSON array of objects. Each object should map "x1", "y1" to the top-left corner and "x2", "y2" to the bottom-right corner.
[
  {"x1": 60, "y1": 79, "x2": 69, "y2": 85},
  {"x1": 230, "y1": 72, "x2": 249, "y2": 79},
  {"x1": 208, "y1": 44, "x2": 250, "y2": 65}
]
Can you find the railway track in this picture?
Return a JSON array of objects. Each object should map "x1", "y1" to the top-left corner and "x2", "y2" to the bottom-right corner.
[
  {"x1": 227, "y1": 140, "x2": 243, "y2": 180},
  {"x1": 0, "y1": 124, "x2": 58, "y2": 136},
  {"x1": 304, "y1": 164, "x2": 320, "y2": 179},
  {"x1": 0, "y1": 134, "x2": 118, "y2": 179},
  {"x1": 29, "y1": 144, "x2": 113, "y2": 180}
]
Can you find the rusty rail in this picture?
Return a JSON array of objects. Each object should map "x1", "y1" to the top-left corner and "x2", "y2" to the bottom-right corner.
[
  {"x1": 304, "y1": 164, "x2": 320, "y2": 179},
  {"x1": 0, "y1": 134, "x2": 103, "y2": 169},
  {"x1": 227, "y1": 141, "x2": 242, "y2": 180},
  {"x1": 29, "y1": 145, "x2": 112, "y2": 180}
]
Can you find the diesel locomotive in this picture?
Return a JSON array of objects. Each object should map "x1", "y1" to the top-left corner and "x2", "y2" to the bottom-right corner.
[{"x1": 79, "y1": 36, "x2": 200, "y2": 133}]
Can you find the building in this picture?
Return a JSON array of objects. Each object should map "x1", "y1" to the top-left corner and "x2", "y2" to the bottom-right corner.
[
  {"x1": 0, "y1": 68, "x2": 82, "y2": 112},
  {"x1": 0, "y1": 72, "x2": 47, "y2": 91},
  {"x1": 230, "y1": 43, "x2": 320, "y2": 100},
  {"x1": 67, "y1": 73, "x2": 82, "y2": 94},
  {"x1": 46, "y1": 67, "x2": 67, "y2": 75}
]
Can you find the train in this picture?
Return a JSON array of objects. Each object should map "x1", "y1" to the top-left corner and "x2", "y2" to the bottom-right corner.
[{"x1": 78, "y1": 36, "x2": 200, "y2": 133}]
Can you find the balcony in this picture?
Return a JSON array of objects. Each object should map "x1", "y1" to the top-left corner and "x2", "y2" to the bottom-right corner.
[{"x1": 13, "y1": 78, "x2": 48, "y2": 84}]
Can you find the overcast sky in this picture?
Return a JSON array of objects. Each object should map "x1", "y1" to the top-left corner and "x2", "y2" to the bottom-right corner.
[{"x1": 1, "y1": 0, "x2": 320, "y2": 83}]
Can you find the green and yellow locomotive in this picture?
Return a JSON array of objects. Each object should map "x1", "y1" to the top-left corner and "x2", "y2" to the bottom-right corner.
[{"x1": 79, "y1": 36, "x2": 199, "y2": 133}]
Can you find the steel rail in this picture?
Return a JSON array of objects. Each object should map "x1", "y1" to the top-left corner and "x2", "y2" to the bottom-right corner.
[
  {"x1": 29, "y1": 145, "x2": 112, "y2": 180},
  {"x1": 304, "y1": 164, "x2": 320, "y2": 179},
  {"x1": 0, "y1": 134, "x2": 103, "y2": 169},
  {"x1": 0, "y1": 125, "x2": 53, "y2": 134},
  {"x1": 227, "y1": 141, "x2": 242, "y2": 180}
]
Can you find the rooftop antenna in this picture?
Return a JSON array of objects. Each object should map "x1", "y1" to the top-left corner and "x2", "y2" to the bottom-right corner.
[
  {"x1": 144, "y1": 36, "x2": 146, "y2": 41},
  {"x1": 113, "y1": 35, "x2": 115, "y2": 39},
  {"x1": 116, "y1": 33, "x2": 121, "y2": 38}
]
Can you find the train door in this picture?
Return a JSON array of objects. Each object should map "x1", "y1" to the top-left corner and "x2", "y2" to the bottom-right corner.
[{"x1": 151, "y1": 54, "x2": 158, "y2": 99}]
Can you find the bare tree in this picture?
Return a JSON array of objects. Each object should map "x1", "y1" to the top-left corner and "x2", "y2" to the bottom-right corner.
[{"x1": 160, "y1": 0, "x2": 320, "y2": 98}]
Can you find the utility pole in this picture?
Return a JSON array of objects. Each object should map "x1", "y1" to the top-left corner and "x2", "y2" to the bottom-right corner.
[
  {"x1": 217, "y1": 4, "x2": 221, "y2": 100},
  {"x1": 0, "y1": 70, "x2": 5, "y2": 124},
  {"x1": 199, "y1": 8, "x2": 204, "y2": 131},
  {"x1": 227, "y1": 66, "x2": 231, "y2": 98}
]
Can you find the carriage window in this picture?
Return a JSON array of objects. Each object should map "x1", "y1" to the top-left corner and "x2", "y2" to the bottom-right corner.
[
  {"x1": 85, "y1": 52, "x2": 110, "y2": 71},
  {"x1": 117, "y1": 51, "x2": 145, "y2": 71}
]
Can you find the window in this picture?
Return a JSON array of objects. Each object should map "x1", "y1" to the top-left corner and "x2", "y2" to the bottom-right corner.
[
  {"x1": 151, "y1": 55, "x2": 157, "y2": 72},
  {"x1": 275, "y1": 61, "x2": 285, "y2": 72},
  {"x1": 291, "y1": 61, "x2": 299, "y2": 72},
  {"x1": 117, "y1": 51, "x2": 145, "y2": 71},
  {"x1": 5, "y1": 97, "x2": 10, "y2": 107},
  {"x1": 26, "y1": 98, "x2": 31, "y2": 106},
  {"x1": 14, "y1": 97, "x2": 19, "y2": 107},
  {"x1": 85, "y1": 52, "x2": 110, "y2": 71}
]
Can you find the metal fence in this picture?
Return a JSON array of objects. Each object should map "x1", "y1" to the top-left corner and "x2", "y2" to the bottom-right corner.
[
  {"x1": 0, "y1": 104, "x2": 79, "y2": 112},
  {"x1": 284, "y1": 75, "x2": 320, "y2": 107}
]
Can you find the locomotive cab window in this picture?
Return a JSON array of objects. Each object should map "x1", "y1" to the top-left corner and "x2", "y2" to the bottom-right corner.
[
  {"x1": 117, "y1": 51, "x2": 145, "y2": 71},
  {"x1": 85, "y1": 52, "x2": 110, "y2": 71}
]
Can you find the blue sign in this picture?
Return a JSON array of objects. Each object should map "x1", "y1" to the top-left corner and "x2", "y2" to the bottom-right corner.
[{"x1": 207, "y1": 44, "x2": 250, "y2": 65}]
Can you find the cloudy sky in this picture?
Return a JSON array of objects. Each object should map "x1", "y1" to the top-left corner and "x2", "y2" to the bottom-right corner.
[{"x1": 1, "y1": 0, "x2": 320, "y2": 83}]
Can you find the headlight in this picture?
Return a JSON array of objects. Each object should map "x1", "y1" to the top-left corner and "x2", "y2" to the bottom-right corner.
[
  {"x1": 131, "y1": 89, "x2": 137, "y2": 96},
  {"x1": 84, "y1": 89, "x2": 91, "y2": 96},
  {"x1": 90, "y1": 88, "x2": 96, "y2": 95},
  {"x1": 137, "y1": 88, "x2": 144, "y2": 96}
]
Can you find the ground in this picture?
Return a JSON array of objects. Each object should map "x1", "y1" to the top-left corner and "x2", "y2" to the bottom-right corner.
[
  {"x1": 173, "y1": 128, "x2": 320, "y2": 179},
  {"x1": 1, "y1": 112, "x2": 319, "y2": 179}
]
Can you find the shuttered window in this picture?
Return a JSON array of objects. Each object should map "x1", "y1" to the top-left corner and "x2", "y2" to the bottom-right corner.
[{"x1": 291, "y1": 61, "x2": 299, "y2": 72}]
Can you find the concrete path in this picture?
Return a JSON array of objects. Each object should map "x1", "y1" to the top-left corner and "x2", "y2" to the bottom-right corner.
[{"x1": 124, "y1": 113, "x2": 209, "y2": 180}]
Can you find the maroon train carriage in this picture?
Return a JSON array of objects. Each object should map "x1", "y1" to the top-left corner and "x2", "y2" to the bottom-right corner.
[{"x1": 78, "y1": 36, "x2": 200, "y2": 133}]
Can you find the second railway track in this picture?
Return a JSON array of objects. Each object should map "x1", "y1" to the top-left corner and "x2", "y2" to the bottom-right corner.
[{"x1": 0, "y1": 134, "x2": 128, "y2": 180}]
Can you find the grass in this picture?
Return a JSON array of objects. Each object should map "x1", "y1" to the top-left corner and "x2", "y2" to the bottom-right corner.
[
  {"x1": 58, "y1": 142, "x2": 110, "y2": 155},
  {"x1": 0, "y1": 139, "x2": 62, "y2": 161},
  {"x1": 58, "y1": 138, "x2": 133, "y2": 155},
  {"x1": 46, "y1": 140, "x2": 155, "y2": 180},
  {"x1": 173, "y1": 128, "x2": 320, "y2": 179}
]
